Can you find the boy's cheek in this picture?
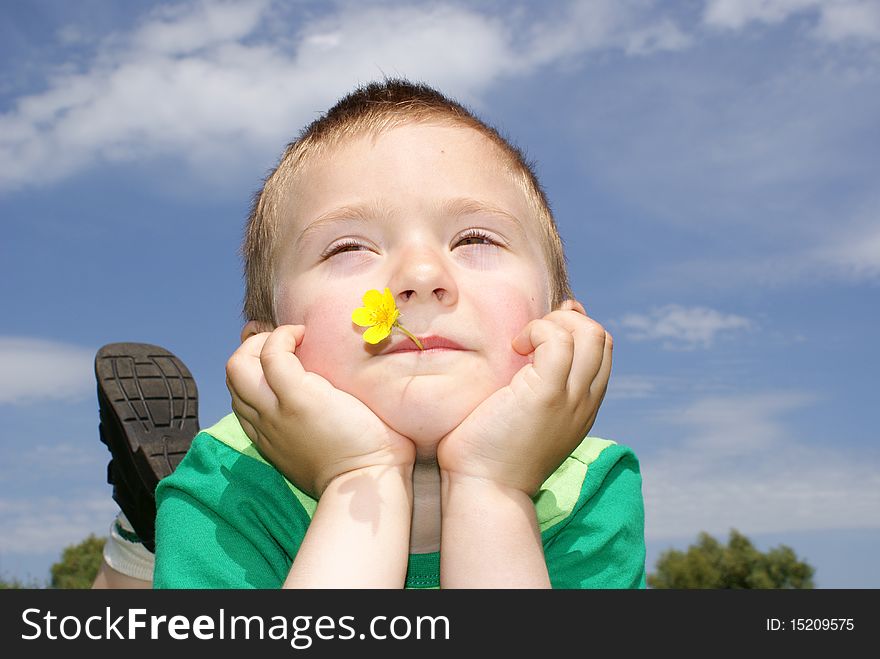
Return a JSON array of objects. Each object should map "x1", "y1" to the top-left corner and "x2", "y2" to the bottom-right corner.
[
  {"x1": 280, "y1": 297, "x2": 357, "y2": 380},
  {"x1": 297, "y1": 335, "x2": 344, "y2": 379},
  {"x1": 487, "y1": 284, "x2": 543, "y2": 337},
  {"x1": 484, "y1": 305, "x2": 537, "y2": 380}
]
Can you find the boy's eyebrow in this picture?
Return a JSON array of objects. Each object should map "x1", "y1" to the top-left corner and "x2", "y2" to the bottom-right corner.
[
  {"x1": 438, "y1": 197, "x2": 527, "y2": 235},
  {"x1": 295, "y1": 197, "x2": 527, "y2": 249},
  {"x1": 295, "y1": 201, "x2": 394, "y2": 249}
]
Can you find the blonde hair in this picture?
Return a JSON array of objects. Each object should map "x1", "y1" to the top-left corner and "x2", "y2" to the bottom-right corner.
[{"x1": 242, "y1": 79, "x2": 572, "y2": 323}]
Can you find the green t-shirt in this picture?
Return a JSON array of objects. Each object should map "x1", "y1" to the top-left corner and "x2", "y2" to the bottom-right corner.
[{"x1": 154, "y1": 413, "x2": 646, "y2": 589}]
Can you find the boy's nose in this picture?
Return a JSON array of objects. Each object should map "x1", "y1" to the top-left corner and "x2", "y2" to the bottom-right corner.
[
  {"x1": 398, "y1": 287, "x2": 448, "y2": 304},
  {"x1": 390, "y1": 248, "x2": 457, "y2": 309}
]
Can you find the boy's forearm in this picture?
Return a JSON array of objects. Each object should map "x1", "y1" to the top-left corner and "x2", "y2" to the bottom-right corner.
[
  {"x1": 439, "y1": 472, "x2": 551, "y2": 588},
  {"x1": 283, "y1": 464, "x2": 413, "y2": 588}
]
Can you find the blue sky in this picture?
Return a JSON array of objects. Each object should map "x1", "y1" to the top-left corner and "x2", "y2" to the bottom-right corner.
[{"x1": 1, "y1": 0, "x2": 878, "y2": 587}]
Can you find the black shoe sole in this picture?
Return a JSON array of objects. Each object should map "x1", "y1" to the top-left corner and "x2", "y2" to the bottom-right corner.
[{"x1": 95, "y1": 343, "x2": 199, "y2": 552}]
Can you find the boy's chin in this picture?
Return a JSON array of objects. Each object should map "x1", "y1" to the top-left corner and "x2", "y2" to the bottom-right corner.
[{"x1": 371, "y1": 395, "x2": 480, "y2": 448}]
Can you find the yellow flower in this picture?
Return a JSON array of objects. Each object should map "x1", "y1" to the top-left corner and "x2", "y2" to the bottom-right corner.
[{"x1": 352, "y1": 287, "x2": 423, "y2": 349}]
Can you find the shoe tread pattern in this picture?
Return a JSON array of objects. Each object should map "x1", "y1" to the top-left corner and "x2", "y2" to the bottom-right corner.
[{"x1": 95, "y1": 343, "x2": 199, "y2": 552}]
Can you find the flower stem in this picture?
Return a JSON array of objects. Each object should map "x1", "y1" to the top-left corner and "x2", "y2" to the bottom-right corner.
[{"x1": 395, "y1": 323, "x2": 424, "y2": 350}]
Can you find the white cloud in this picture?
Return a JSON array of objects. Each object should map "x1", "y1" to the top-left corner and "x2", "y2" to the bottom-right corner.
[
  {"x1": 123, "y1": 0, "x2": 270, "y2": 56},
  {"x1": 615, "y1": 305, "x2": 752, "y2": 350},
  {"x1": 704, "y1": 0, "x2": 880, "y2": 42},
  {"x1": 606, "y1": 374, "x2": 660, "y2": 399},
  {"x1": 642, "y1": 390, "x2": 880, "y2": 539},
  {"x1": 625, "y1": 17, "x2": 692, "y2": 55},
  {"x1": 605, "y1": 373, "x2": 691, "y2": 400},
  {"x1": 0, "y1": 496, "x2": 116, "y2": 553},
  {"x1": 816, "y1": 1, "x2": 880, "y2": 41},
  {"x1": 565, "y1": 32, "x2": 879, "y2": 291},
  {"x1": 650, "y1": 202, "x2": 880, "y2": 289},
  {"x1": 0, "y1": 441, "x2": 104, "y2": 478},
  {"x1": 704, "y1": 0, "x2": 821, "y2": 29},
  {"x1": 0, "y1": 337, "x2": 95, "y2": 404},
  {"x1": 0, "y1": 0, "x2": 690, "y2": 192},
  {"x1": 521, "y1": 0, "x2": 690, "y2": 66},
  {"x1": 810, "y1": 212, "x2": 880, "y2": 281}
]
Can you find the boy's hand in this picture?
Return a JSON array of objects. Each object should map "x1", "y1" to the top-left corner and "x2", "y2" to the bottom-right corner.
[
  {"x1": 226, "y1": 325, "x2": 415, "y2": 498},
  {"x1": 436, "y1": 300, "x2": 612, "y2": 496}
]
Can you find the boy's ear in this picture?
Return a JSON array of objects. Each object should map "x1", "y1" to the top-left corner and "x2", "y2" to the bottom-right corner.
[{"x1": 240, "y1": 320, "x2": 273, "y2": 344}]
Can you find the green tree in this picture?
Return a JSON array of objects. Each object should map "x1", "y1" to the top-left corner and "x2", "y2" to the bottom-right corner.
[
  {"x1": 0, "y1": 574, "x2": 46, "y2": 589},
  {"x1": 648, "y1": 529, "x2": 815, "y2": 589},
  {"x1": 50, "y1": 534, "x2": 106, "y2": 589}
]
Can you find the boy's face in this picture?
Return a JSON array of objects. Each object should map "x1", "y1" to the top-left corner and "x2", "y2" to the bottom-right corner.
[{"x1": 270, "y1": 123, "x2": 551, "y2": 448}]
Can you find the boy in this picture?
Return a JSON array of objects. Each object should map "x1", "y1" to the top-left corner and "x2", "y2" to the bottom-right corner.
[{"x1": 146, "y1": 79, "x2": 645, "y2": 588}]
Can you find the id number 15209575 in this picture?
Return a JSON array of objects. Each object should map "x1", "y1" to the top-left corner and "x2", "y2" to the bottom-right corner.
[{"x1": 766, "y1": 618, "x2": 854, "y2": 631}]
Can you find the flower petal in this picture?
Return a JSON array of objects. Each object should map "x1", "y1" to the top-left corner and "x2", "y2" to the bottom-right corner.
[
  {"x1": 363, "y1": 324, "x2": 392, "y2": 344},
  {"x1": 381, "y1": 287, "x2": 396, "y2": 309},
  {"x1": 351, "y1": 307, "x2": 376, "y2": 327},
  {"x1": 363, "y1": 289, "x2": 384, "y2": 309}
]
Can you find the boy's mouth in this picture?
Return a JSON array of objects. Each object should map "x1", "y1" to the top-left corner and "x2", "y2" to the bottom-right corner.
[{"x1": 384, "y1": 335, "x2": 466, "y2": 354}]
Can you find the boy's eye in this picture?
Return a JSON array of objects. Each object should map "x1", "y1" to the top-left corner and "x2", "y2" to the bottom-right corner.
[
  {"x1": 322, "y1": 240, "x2": 369, "y2": 258},
  {"x1": 455, "y1": 229, "x2": 498, "y2": 248}
]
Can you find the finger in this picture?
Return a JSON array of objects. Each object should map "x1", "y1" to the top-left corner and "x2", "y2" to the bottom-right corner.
[
  {"x1": 259, "y1": 325, "x2": 308, "y2": 405},
  {"x1": 590, "y1": 329, "x2": 613, "y2": 402},
  {"x1": 236, "y1": 414, "x2": 271, "y2": 461},
  {"x1": 540, "y1": 309, "x2": 607, "y2": 400},
  {"x1": 581, "y1": 334, "x2": 611, "y2": 426},
  {"x1": 226, "y1": 332, "x2": 275, "y2": 407},
  {"x1": 237, "y1": 414, "x2": 256, "y2": 442},
  {"x1": 240, "y1": 329, "x2": 272, "y2": 356},
  {"x1": 228, "y1": 385, "x2": 263, "y2": 428},
  {"x1": 581, "y1": 406, "x2": 600, "y2": 439},
  {"x1": 511, "y1": 318, "x2": 574, "y2": 395},
  {"x1": 558, "y1": 299, "x2": 587, "y2": 315}
]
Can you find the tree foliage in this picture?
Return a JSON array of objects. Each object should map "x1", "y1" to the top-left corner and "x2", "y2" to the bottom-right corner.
[
  {"x1": 50, "y1": 534, "x2": 106, "y2": 589},
  {"x1": 648, "y1": 529, "x2": 815, "y2": 589},
  {"x1": 0, "y1": 574, "x2": 46, "y2": 589}
]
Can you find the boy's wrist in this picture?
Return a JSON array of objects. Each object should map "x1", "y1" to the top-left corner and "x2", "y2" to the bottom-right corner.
[
  {"x1": 288, "y1": 464, "x2": 414, "y2": 589},
  {"x1": 439, "y1": 468, "x2": 548, "y2": 589},
  {"x1": 439, "y1": 469, "x2": 534, "y2": 502},
  {"x1": 325, "y1": 462, "x2": 415, "y2": 494}
]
